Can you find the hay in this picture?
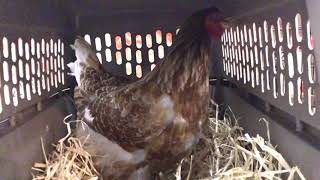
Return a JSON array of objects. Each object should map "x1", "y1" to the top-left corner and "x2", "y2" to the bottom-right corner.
[
  {"x1": 31, "y1": 101, "x2": 306, "y2": 180},
  {"x1": 171, "y1": 101, "x2": 306, "y2": 180},
  {"x1": 31, "y1": 115, "x2": 100, "y2": 180}
]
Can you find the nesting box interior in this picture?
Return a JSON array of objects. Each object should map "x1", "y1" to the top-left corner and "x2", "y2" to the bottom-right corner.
[{"x1": 0, "y1": 0, "x2": 319, "y2": 179}]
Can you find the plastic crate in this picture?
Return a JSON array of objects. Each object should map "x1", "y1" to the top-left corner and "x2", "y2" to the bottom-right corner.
[{"x1": 0, "y1": 0, "x2": 319, "y2": 179}]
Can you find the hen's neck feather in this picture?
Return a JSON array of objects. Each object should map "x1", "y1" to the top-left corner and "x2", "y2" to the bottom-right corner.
[{"x1": 143, "y1": 31, "x2": 211, "y2": 93}]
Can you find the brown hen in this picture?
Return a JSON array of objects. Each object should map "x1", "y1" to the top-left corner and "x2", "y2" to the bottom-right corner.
[{"x1": 69, "y1": 6, "x2": 227, "y2": 179}]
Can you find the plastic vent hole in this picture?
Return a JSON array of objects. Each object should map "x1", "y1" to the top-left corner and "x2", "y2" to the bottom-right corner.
[
  {"x1": 251, "y1": 70, "x2": 255, "y2": 88},
  {"x1": 50, "y1": 56, "x2": 54, "y2": 70},
  {"x1": 41, "y1": 75, "x2": 46, "y2": 90},
  {"x1": 308, "y1": 54, "x2": 316, "y2": 83},
  {"x1": 136, "y1": 50, "x2": 142, "y2": 64},
  {"x1": 58, "y1": 70, "x2": 61, "y2": 83},
  {"x1": 271, "y1": 25, "x2": 277, "y2": 48},
  {"x1": 2, "y1": 37, "x2": 9, "y2": 58},
  {"x1": 308, "y1": 87, "x2": 316, "y2": 116},
  {"x1": 272, "y1": 51, "x2": 278, "y2": 74},
  {"x1": 279, "y1": 46, "x2": 285, "y2": 70},
  {"x1": 25, "y1": 42, "x2": 30, "y2": 60},
  {"x1": 240, "y1": 29, "x2": 244, "y2": 46},
  {"x1": 125, "y1": 32, "x2": 132, "y2": 46},
  {"x1": 11, "y1": 43, "x2": 17, "y2": 62},
  {"x1": 18, "y1": 38, "x2": 24, "y2": 57},
  {"x1": 255, "y1": 67, "x2": 259, "y2": 86},
  {"x1": 258, "y1": 27, "x2": 263, "y2": 47},
  {"x1": 4, "y1": 84, "x2": 11, "y2": 105},
  {"x1": 3, "y1": 61, "x2": 9, "y2": 82},
  {"x1": 156, "y1": 30, "x2": 162, "y2": 44},
  {"x1": 26, "y1": 83, "x2": 31, "y2": 101},
  {"x1": 273, "y1": 77, "x2": 278, "y2": 99},
  {"x1": 50, "y1": 72, "x2": 54, "y2": 86},
  {"x1": 254, "y1": 46, "x2": 259, "y2": 65},
  {"x1": 250, "y1": 49, "x2": 254, "y2": 67},
  {"x1": 115, "y1": 36, "x2": 122, "y2": 50},
  {"x1": 253, "y1": 23, "x2": 257, "y2": 43},
  {"x1": 307, "y1": 21, "x2": 314, "y2": 50},
  {"x1": 31, "y1": 58, "x2": 35, "y2": 75},
  {"x1": 37, "y1": 79, "x2": 41, "y2": 96},
  {"x1": 176, "y1": 28, "x2": 180, "y2": 35},
  {"x1": 242, "y1": 49, "x2": 245, "y2": 65},
  {"x1": 280, "y1": 73, "x2": 285, "y2": 96},
  {"x1": 46, "y1": 77, "x2": 50, "y2": 92},
  {"x1": 116, "y1": 52, "x2": 122, "y2": 65},
  {"x1": 243, "y1": 67, "x2": 247, "y2": 84},
  {"x1": 266, "y1": 70, "x2": 271, "y2": 90},
  {"x1": 11, "y1": 65, "x2": 17, "y2": 84},
  {"x1": 37, "y1": 61, "x2": 40, "y2": 78},
  {"x1": 233, "y1": 30, "x2": 237, "y2": 46},
  {"x1": 18, "y1": 59, "x2": 24, "y2": 78},
  {"x1": 151, "y1": 64, "x2": 156, "y2": 71},
  {"x1": 148, "y1": 49, "x2": 155, "y2": 63},
  {"x1": 105, "y1": 33, "x2": 112, "y2": 47},
  {"x1": 264, "y1": 21, "x2": 269, "y2": 43},
  {"x1": 265, "y1": 46, "x2": 270, "y2": 67},
  {"x1": 84, "y1": 34, "x2": 91, "y2": 44},
  {"x1": 19, "y1": 81, "x2": 25, "y2": 99},
  {"x1": 96, "y1": 53, "x2": 102, "y2": 64},
  {"x1": 244, "y1": 25, "x2": 248, "y2": 43},
  {"x1": 297, "y1": 77, "x2": 304, "y2": 104},
  {"x1": 46, "y1": 59, "x2": 50, "y2": 74},
  {"x1": 287, "y1": 53, "x2": 294, "y2": 78},
  {"x1": 286, "y1": 22, "x2": 293, "y2": 49},
  {"x1": 158, "y1": 45, "x2": 164, "y2": 59},
  {"x1": 277, "y1": 18, "x2": 284, "y2": 42},
  {"x1": 246, "y1": 64, "x2": 250, "y2": 82},
  {"x1": 248, "y1": 28, "x2": 253, "y2": 47},
  {"x1": 296, "y1": 46, "x2": 303, "y2": 74},
  {"x1": 32, "y1": 77, "x2": 36, "y2": 94},
  {"x1": 126, "y1": 62, "x2": 132, "y2": 75},
  {"x1": 239, "y1": 63, "x2": 243, "y2": 79},
  {"x1": 36, "y1": 42, "x2": 41, "y2": 59},
  {"x1": 46, "y1": 42, "x2": 50, "y2": 57},
  {"x1": 54, "y1": 42, "x2": 58, "y2": 56},
  {"x1": 146, "y1": 34, "x2": 152, "y2": 48},
  {"x1": 58, "y1": 39, "x2": 61, "y2": 53},
  {"x1": 136, "y1": 65, "x2": 142, "y2": 78},
  {"x1": 105, "y1": 49, "x2": 112, "y2": 62},
  {"x1": 261, "y1": 73, "x2": 265, "y2": 93},
  {"x1": 41, "y1": 39, "x2": 45, "y2": 54},
  {"x1": 166, "y1": 33, "x2": 173, "y2": 47},
  {"x1": 245, "y1": 45, "x2": 249, "y2": 63},
  {"x1": 260, "y1": 50, "x2": 265, "y2": 70},
  {"x1": 236, "y1": 26, "x2": 240, "y2": 43},
  {"x1": 54, "y1": 74, "x2": 58, "y2": 88},
  {"x1": 61, "y1": 41, "x2": 65, "y2": 56},
  {"x1": 95, "y1": 37, "x2": 102, "y2": 51},
  {"x1": 235, "y1": 48, "x2": 239, "y2": 64},
  {"x1": 288, "y1": 81, "x2": 294, "y2": 106},
  {"x1": 54, "y1": 58, "x2": 57, "y2": 72},
  {"x1": 125, "y1": 48, "x2": 132, "y2": 61},
  {"x1": 295, "y1": 13, "x2": 303, "y2": 42},
  {"x1": 236, "y1": 65, "x2": 240, "y2": 81},
  {"x1": 230, "y1": 28, "x2": 234, "y2": 43},
  {"x1": 50, "y1": 39, "x2": 54, "y2": 53},
  {"x1": 136, "y1": 35, "x2": 142, "y2": 49}
]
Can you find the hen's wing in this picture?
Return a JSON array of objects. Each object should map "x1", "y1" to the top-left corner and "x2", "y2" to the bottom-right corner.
[{"x1": 68, "y1": 37, "x2": 135, "y2": 120}]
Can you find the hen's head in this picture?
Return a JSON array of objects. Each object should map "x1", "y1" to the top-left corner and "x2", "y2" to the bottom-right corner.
[{"x1": 179, "y1": 6, "x2": 228, "y2": 40}]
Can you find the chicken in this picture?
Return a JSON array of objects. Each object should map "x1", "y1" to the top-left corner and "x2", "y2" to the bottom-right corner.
[{"x1": 68, "y1": 6, "x2": 228, "y2": 179}]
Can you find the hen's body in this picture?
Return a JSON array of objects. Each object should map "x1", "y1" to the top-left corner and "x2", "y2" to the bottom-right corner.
[{"x1": 70, "y1": 6, "x2": 226, "y2": 179}]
